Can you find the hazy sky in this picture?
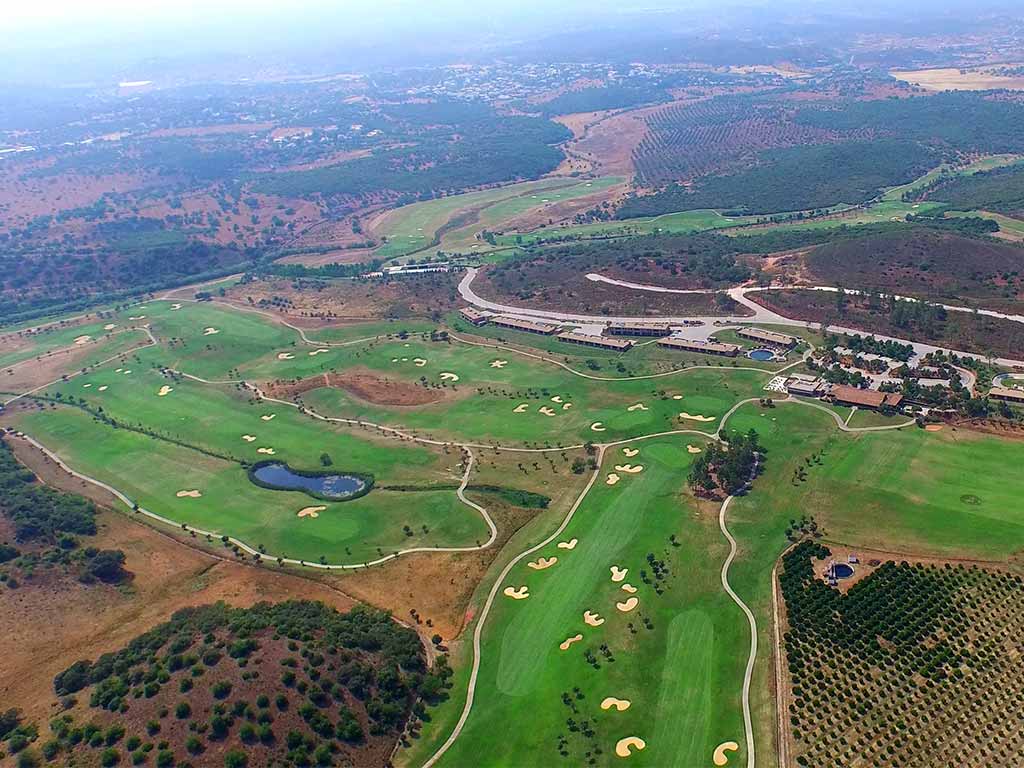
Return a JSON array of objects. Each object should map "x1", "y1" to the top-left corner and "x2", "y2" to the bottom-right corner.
[{"x1": 1, "y1": 0, "x2": 1017, "y2": 86}]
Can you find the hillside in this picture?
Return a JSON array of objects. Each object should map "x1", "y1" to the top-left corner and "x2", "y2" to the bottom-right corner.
[
  {"x1": 5, "y1": 601, "x2": 449, "y2": 768},
  {"x1": 803, "y1": 229, "x2": 1024, "y2": 311}
]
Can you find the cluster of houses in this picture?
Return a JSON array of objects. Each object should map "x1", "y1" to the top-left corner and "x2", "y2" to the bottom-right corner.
[{"x1": 459, "y1": 307, "x2": 801, "y2": 357}]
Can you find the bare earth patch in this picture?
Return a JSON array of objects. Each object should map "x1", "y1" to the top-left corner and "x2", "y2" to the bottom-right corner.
[{"x1": 263, "y1": 369, "x2": 450, "y2": 407}]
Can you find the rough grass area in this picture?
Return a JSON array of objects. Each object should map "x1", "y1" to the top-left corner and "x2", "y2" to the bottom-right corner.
[{"x1": 32, "y1": 601, "x2": 448, "y2": 768}]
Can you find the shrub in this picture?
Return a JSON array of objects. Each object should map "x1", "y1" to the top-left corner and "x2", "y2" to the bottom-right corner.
[
  {"x1": 176, "y1": 702, "x2": 191, "y2": 719},
  {"x1": 224, "y1": 749, "x2": 247, "y2": 768},
  {"x1": 100, "y1": 747, "x2": 121, "y2": 766},
  {"x1": 211, "y1": 681, "x2": 232, "y2": 700}
]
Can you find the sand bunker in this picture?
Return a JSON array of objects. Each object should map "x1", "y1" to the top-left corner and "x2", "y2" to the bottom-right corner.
[
  {"x1": 83, "y1": 383, "x2": 92, "y2": 388},
  {"x1": 551, "y1": 396, "x2": 564, "y2": 403},
  {"x1": 98, "y1": 386, "x2": 108, "y2": 392},
  {"x1": 622, "y1": 448, "x2": 639, "y2": 457},
  {"x1": 687, "y1": 445, "x2": 702, "y2": 454},
  {"x1": 157, "y1": 386, "x2": 174, "y2": 396},
  {"x1": 203, "y1": 327, "x2": 219, "y2": 336},
  {"x1": 513, "y1": 403, "x2": 529, "y2": 413},
  {"x1": 614, "y1": 464, "x2": 643, "y2": 474},
  {"x1": 539, "y1": 406, "x2": 556, "y2": 416},
  {"x1": 123, "y1": 370, "x2": 132, "y2": 375},
  {"x1": 176, "y1": 490, "x2": 202, "y2": 498},
  {"x1": 170, "y1": 303, "x2": 182, "y2": 310},
  {"x1": 713, "y1": 742, "x2": 740, "y2": 766},
  {"x1": 620, "y1": 583, "x2": 637, "y2": 594},
  {"x1": 557, "y1": 539, "x2": 578, "y2": 550},
  {"x1": 440, "y1": 372, "x2": 460, "y2": 382},
  {"x1": 261, "y1": 414, "x2": 275, "y2": 421},
  {"x1": 242, "y1": 435, "x2": 256, "y2": 442},
  {"x1": 562, "y1": 403, "x2": 573, "y2": 410},
  {"x1": 627, "y1": 403, "x2": 648, "y2": 412},
  {"x1": 610, "y1": 566, "x2": 628, "y2": 582},
  {"x1": 277, "y1": 352, "x2": 295, "y2": 360},
  {"x1": 74, "y1": 335, "x2": 91, "y2": 344},
  {"x1": 672, "y1": 394, "x2": 684, "y2": 400},
  {"x1": 503, "y1": 586, "x2": 530, "y2": 600},
  {"x1": 601, "y1": 697, "x2": 631, "y2": 712},
  {"x1": 615, "y1": 737, "x2": 646, "y2": 758},
  {"x1": 115, "y1": 368, "x2": 123, "y2": 373},
  {"x1": 257, "y1": 447, "x2": 276, "y2": 455},
  {"x1": 591, "y1": 422, "x2": 606, "y2": 432},
  {"x1": 527, "y1": 557, "x2": 558, "y2": 570},
  {"x1": 414, "y1": 358, "x2": 427, "y2": 367},
  {"x1": 583, "y1": 611, "x2": 605, "y2": 627},
  {"x1": 104, "y1": 324, "x2": 117, "y2": 331},
  {"x1": 559, "y1": 634, "x2": 584, "y2": 651},
  {"x1": 128, "y1": 315, "x2": 146, "y2": 320},
  {"x1": 925, "y1": 424, "x2": 944, "y2": 432},
  {"x1": 297, "y1": 506, "x2": 326, "y2": 519},
  {"x1": 616, "y1": 597, "x2": 639, "y2": 613},
  {"x1": 679, "y1": 412, "x2": 716, "y2": 422},
  {"x1": 309, "y1": 349, "x2": 329, "y2": 356},
  {"x1": 606, "y1": 473, "x2": 620, "y2": 485},
  {"x1": 490, "y1": 360, "x2": 508, "y2": 368}
]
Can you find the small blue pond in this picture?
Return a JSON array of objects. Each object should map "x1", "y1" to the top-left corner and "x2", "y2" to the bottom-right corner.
[
  {"x1": 832, "y1": 563, "x2": 855, "y2": 579},
  {"x1": 748, "y1": 348, "x2": 775, "y2": 362},
  {"x1": 252, "y1": 462, "x2": 367, "y2": 500}
]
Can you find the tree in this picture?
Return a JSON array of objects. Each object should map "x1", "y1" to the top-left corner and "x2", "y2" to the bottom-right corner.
[
  {"x1": 85, "y1": 550, "x2": 128, "y2": 582},
  {"x1": 319, "y1": 452, "x2": 333, "y2": 467}
]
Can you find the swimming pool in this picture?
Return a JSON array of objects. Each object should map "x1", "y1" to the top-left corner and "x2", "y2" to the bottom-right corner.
[{"x1": 749, "y1": 349, "x2": 775, "y2": 362}]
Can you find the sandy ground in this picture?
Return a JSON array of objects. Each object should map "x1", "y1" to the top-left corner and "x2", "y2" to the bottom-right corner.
[
  {"x1": 616, "y1": 597, "x2": 639, "y2": 613},
  {"x1": 559, "y1": 633, "x2": 583, "y2": 650},
  {"x1": 600, "y1": 697, "x2": 631, "y2": 711},
  {"x1": 891, "y1": 66, "x2": 1024, "y2": 91},
  {"x1": 713, "y1": 741, "x2": 740, "y2": 766},
  {"x1": 615, "y1": 737, "x2": 646, "y2": 757}
]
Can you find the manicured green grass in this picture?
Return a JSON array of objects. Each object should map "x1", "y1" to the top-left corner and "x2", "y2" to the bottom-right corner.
[
  {"x1": 425, "y1": 437, "x2": 749, "y2": 768},
  {"x1": 440, "y1": 177, "x2": 624, "y2": 254},
  {"x1": 289, "y1": 335, "x2": 769, "y2": 445},
  {"x1": 373, "y1": 179, "x2": 576, "y2": 260},
  {"x1": 494, "y1": 208, "x2": 757, "y2": 246},
  {"x1": 495, "y1": 156, "x2": 1023, "y2": 246}
]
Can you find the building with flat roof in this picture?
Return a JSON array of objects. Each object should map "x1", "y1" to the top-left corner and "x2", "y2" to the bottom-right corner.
[
  {"x1": 458, "y1": 307, "x2": 488, "y2": 326},
  {"x1": 606, "y1": 321, "x2": 672, "y2": 337},
  {"x1": 785, "y1": 375, "x2": 826, "y2": 397},
  {"x1": 989, "y1": 386, "x2": 1024, "y2": 404},
  {"x1": 737, "y1": 327, "x2": 798, "y2": 348},
  {"x1": 557, "y1": 331, "x2": 633, "y2": 351},
  {"x1": 657, "y1": 337, "x2": 740, "y2": 357},
  {"x1": 828, "y1": 385, "x2": 903, "y2": 410},
  {"x1": 490, "y1": 315, "x2": 561, "y2": 335}
]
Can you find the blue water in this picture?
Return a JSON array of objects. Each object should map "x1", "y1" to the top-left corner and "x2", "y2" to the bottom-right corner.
[
  {"x1": 252, "y1": 463, "x2": 366, "y2": 499},
  {"x1": 749, "y1": 349, "x2": 775, "y2": 362},
  {"x1": 833, "y1": 563, "x2": 854, "y2": 579}
]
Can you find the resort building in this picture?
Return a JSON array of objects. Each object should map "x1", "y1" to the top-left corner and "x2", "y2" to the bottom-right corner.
[
  {"x1": 490, "y1": 315, "x2": 561, "y2": 335},
  {"x1": 737, "y1": 327, "x2": 798, "y2": 348},
  {"x1": 458, "y1": 307, "x2": 488, "y2": 326},
  {"x1": 657, "y1": 337, "x2": 740, "y2": 357},
  {"x1": 828, "y1": 384, "x2": 904, "y2": 410},
  {"x1": 785, "y1": 374, "x2": 827, "y2": 397},
  {"x1": 988, "y1": 386, "x2": 1024, "y2": 404},
  {"x1": 606, "y1": 321, "x2": 672, "y2": 337},
  {"x1": 557, "y1": 331, "x2": 634, "y2": 351}
]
